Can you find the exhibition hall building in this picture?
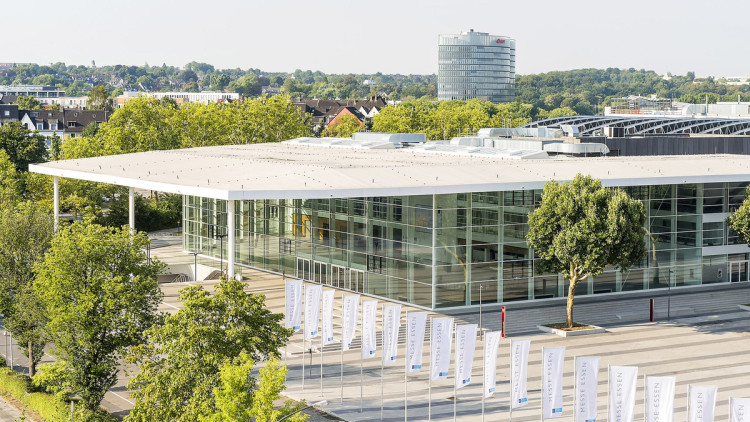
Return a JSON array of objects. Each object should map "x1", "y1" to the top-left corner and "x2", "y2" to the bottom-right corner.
[{"x1": 30, "y1": 132, "x2": 750, "y2": 310}]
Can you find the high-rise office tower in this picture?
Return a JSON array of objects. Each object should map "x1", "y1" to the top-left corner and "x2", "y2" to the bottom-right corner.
[{"x1": 438, "y1": 30, "x2": 516, "y2": 103}]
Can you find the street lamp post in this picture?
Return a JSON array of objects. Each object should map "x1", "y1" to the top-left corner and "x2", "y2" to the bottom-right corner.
[
  {"x1": 277, "y1": 400, "x2": 328, "y2": 422},
  {"x1": 208, "y1": 224, "x2": 228, "y2": 278}
]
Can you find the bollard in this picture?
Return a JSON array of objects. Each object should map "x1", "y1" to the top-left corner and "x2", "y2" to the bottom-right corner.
[
  {"x1": 501, "y1": 306, "x2": 506, "y2": 337},
  {"x1": 649, "y1": 298, "x2": 655, "y2": 322}
]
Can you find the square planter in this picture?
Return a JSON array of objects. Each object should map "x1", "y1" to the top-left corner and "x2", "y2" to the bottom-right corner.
[{"x1": 537, "y1": 324, "x2": 606, "y2": 337}]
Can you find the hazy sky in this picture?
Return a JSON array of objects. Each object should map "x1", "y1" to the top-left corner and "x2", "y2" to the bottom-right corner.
[{"x1": 4, "y1": 0, "x2": 748, "y2": 77}]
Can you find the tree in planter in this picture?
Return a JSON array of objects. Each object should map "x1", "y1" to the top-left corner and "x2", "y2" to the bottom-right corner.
[
  {"x1": 527, "y1": 174, "x2": 647, "y2": 328},
  {"x1": 125, "y1": 278, "x2": 294, "y2": 421},
  {"x1": 34, "y1": 223, "x2": 164, "y2": 411}
]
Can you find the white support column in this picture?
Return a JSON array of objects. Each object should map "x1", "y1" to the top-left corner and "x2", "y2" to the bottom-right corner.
[
  {"x1": 227, "y1": 199, "x2": 236, "y2": 279},
  {"x1": 128, "y1": 187, "x2": 135, "y2": 232},
  {"x1": 53, "y1": 176, "x2": 59, "y2": 231}
]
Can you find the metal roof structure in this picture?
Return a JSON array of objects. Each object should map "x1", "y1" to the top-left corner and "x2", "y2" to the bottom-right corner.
[
  {"x1": 29, "y1": 140, "x2": 750, "y2": 201},
  {"x1": 524, "y1": 115, "x2": 750, "y2": 136}
]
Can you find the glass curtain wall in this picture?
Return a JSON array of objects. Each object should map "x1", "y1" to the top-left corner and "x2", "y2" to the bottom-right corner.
[{"x1": 183, "y1": 181, "x2": 749, "y2": 310}]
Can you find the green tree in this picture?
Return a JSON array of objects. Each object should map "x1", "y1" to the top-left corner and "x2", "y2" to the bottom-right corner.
[
  {"x1": 0, "y1": 201, "x2": 54, "y2": 376},
  {"x1": 526, "y1": 174, "x2": 647, "y2": 328},
  {"x1": 321, "y1": 113, "x2": 363, "y2": 138},
  {"x1": 211, "y1": 356, "x2": 307, "y2": 422},
  {"x1": 93, "y1": 97, "x2": 181, "y2": 153},
  {"x1": 0, "y1": 150, "x2": 22, "y2": 204},
  {"x1": 34, "y1": 224, "x2": 164, "y2": 410},
  {"x1": 88, "y1": 84, "x2": 112, "y2": 111},
  {"x1": 15, "y1": 95, "x2": 41, "y2": 110},
  {"x1": 0, "y1": 122, "x2": 48, "y2": 171},
  {"x1": 126, "y1": 278, "x2": 291, "y2": 421},
  {"x1": 728, "y1": 187, "x2": 750, "y2": 244}
]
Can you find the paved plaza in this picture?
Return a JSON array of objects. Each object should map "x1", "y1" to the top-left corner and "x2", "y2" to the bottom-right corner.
[{"x1": 1, "y1": 242, "x2": 748, "y2": 421}]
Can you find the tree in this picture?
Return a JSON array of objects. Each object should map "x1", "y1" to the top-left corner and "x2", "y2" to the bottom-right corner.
[
  {"x1": 0, "y1": 201, "x2": 54, "y2": 376},
  {"x1": 15, "y1": 95, "x2": 41, "y2": 110},
  {"x1": 212, "y1": 357, "x2": 307, "y2": 422},
  {"x1": 126, "y1": 277, "x2": 291, "y2": 421},
  {"x1": 527, "y1": 174, "x2": 646, "y2": 328},
  {"x1": 34, "y1": 224, "x2": 164, "y2": 410},
  {"x1": 88, "y1": 84, "x2": 112, "y2": 111},
  {"x1": 0, "y1": 122, "x2": 48, "y2": 171},
  {"x1": 321, "y1": 113, "x2": 363, "y2": 138},
  {"x1": 0, "y1": 150, "x2": 22, "y2": 204},
  {"x1": 728, "y1": 187, "x2": 750, "y2": 244}
]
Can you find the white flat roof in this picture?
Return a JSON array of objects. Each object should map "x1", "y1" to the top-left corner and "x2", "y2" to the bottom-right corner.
[{"x1": 29, "y1": 143, "x2": 750, "y2": 200}]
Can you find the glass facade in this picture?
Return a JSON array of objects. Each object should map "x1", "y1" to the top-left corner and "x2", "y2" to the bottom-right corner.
[
  {"x1": 183, "y1": 182, "x2": 750, "y2": 310},
  {"x1": 438, "y1": 31, "x2": 516, "y2": 103}
]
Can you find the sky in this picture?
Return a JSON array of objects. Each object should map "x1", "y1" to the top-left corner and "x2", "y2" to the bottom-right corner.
[{"x1": 4, "y1": 0, "x2": 749, "y2": 77}]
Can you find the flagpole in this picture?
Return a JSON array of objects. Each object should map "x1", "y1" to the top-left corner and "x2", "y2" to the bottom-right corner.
[
  {"x1": 479, "y1": 286, "x2": 485, "y2": 422},
  {"x1": 607, "y1": 365, "x2": 610, "y2": 422},
  {"x1": 642, "y1": 374, "x2": 646, "y2": 422},
  {"x1": 340, "y1": 294, "x2": 344, "y2": 403},
  {"x1": 453, "y1": 322, "x2": 457, "y2": 422},
  {"x1": 729, "y1": 397, "x2": 733, "y2": 422},
  {"x1": 404, "y1": 311, "x2": 408, "y2": 422},
  {"x1": 284, "y1": 276, "x2": 287, "y2": 367},
  {"x1": 541, "y1": 347, "x2": 545, "y2": 422},
  {"x1": 429, "y1": 317, "x2": 433, "y2": 421},
  {"x1": 360, "y1": 303, "x2": 364, "y2": 413},
  {"x1": 381, "y1": 303, "x2": 385, "y2": 421},
  {"x1": 574, "y1": 356, "x2": 578, "y2": 422},
  {"x1": 510, "y1": 339, "x2": 513, "y2": 422},
  {"x1": 320, "y1": 308, "x2": 324, "y2": 397}
]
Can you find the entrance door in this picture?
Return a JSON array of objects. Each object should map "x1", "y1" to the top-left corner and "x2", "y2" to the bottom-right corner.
[
  {"x1": 350, "y1": 269, "x2": 365, "y2": 293},
  {"x1": 296, "y1": 258, "x2": 311, "y2": 281},
  {"x1": 331, "y1": 265, "x2": 346, "y2": 288},
  {"x1": 729, "y1": 260, "x2": 749, "y2": 282},
  {"x1": 314, "y1": 261, "x2": 329, "y2": 285}
]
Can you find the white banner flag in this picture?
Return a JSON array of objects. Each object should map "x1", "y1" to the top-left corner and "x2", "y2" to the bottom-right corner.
[
  {"x1": 321, "y1": 290, "x2": 335, "y2": 346},
  {"x1": 285, "y1": 279, "x2": 303, "y2": 331},
  {"x1": 609, "y1": 366, "x2": 638, "y2": 422},
  {"x1": 382, "y1": 304, "x2": 401, "y2": 365},
  {"x1": 688, "y1": 385, "x2": 717, "y2": 422},
  {"x1": 361, "y1": 300, "x2": 378, "y2": 359},
  {"x1": 575, "y1": 356, "x2": 600, "y2": 422},
  {"x1": 430, "y1": 317, "x2": 454, "y2": 381},
  {"x1": 510, "y1": 339, "x2": 530, "y2": 409},
  {"x1": 342, "y1": 294, "x2": 360, "y2": 351},
  {"x1": 542, "y1": 347, "x2": 566, "y2": 418},
  {"x1": 304, "y1": 284, "x2": 322, "y2": 340},
  {"x1": 645, "y1": 376, "x2": 675, "y2": 422},
  {"x1": 406, "y1": 312, "x2": 427, "y2": 373},
  {"x1": 730, "y1": 398, "x2": 750, "y2": 422},
  {"x1": 484, "y1": 331, "x2": 502, "y2": 398},
  {"x1": 454, "y1": 324, "x2": 477, "y2": 390}
]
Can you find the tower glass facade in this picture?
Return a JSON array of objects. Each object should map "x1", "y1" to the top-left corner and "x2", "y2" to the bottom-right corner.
[
  {"x1": 182, "y1": 181, "x2": 750, "y2": 310},
  {"x1": 438, "y1": 30, "x2": 516, "y2": 103}
]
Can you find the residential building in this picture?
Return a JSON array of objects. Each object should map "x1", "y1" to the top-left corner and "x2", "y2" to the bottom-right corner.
[
  {"x1": 0, "y1": 85, "x2": 66, "y2": 104},
  {"x1": 113, "y1": 91, "x2": 240, "y2": 108},
  {"x1": 19, "y1": 109, "x2": 111, "y2": 138},
  {"x1": 0, "y1": 104, "x2": 19, "y2": 125},
  {"x1": 31, "y1": 132, "x2": 750, "y2": 310},
  {"x1": 47, "y1": 96, "x2": 88, "y2": 109},
  {"x1": 293, "y1": 96, "x2": 386, "y2": 130},
  {"x1": 438, "y1": 29, "x2": 516, "y2": 103}
]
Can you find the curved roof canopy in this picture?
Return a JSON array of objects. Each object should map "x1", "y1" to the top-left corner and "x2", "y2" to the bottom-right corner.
[{"x1": 524, "y1": 116, "x2": 750, "y2": 136}]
